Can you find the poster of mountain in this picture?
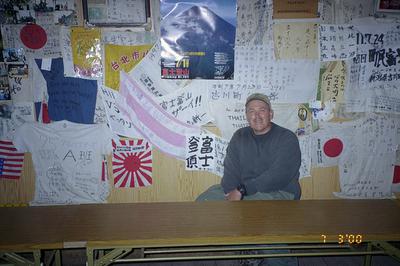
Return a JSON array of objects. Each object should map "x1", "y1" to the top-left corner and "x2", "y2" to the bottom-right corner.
[{"x1": 160, "y1": 0, "x2": 236, "y2": 80}]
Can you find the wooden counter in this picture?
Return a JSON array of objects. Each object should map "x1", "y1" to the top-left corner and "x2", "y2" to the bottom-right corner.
[{"x1": 1, "y1": 199, "x2": 400, "y2": 251}]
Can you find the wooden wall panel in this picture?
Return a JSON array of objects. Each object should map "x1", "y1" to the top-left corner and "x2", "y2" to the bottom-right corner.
[
  {"x1": 311, "y1": 166, "x2": 341, "y2": 199},
  {"x1": 0, "y1": 154, "x2": 35, "y2": 205},
  {"x1": 1, "y1": 149, "x2": 344, "y2": 204}
]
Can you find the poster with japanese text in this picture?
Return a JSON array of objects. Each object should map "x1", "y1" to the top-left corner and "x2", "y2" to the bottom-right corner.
[
  {"x1": 160, "y1": 0, "x2": 236, "y2": 79},
  {"x1": 185, "y1": 134, "x2": 215, "y2": 170},
  {"x1": 104, "y1": 44, "x2": 152, "y2": 90}
]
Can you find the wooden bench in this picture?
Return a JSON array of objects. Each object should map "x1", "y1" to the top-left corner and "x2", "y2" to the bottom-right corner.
[{"x1": 1, "y1": 200, "x2": 400, "y2": 265}]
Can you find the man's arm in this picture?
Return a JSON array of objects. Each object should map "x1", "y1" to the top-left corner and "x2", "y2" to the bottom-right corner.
[
  {"x1": 243, "y1": 131, "x2": 301, "y2": 195},
  {"x1": 221, "y1": 132, "x2": 242, "y2": 195}
]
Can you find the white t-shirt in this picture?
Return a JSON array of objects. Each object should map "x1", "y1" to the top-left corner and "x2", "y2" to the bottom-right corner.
[{"x1": 13, "y1": 121, "x2": 112, "y2": 205}]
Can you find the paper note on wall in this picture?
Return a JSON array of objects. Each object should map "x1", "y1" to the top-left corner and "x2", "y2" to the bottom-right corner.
[
  {"x1": 209, "y1": 100, "x2": 301, "y2": 140},
  {"x1": 60, "y1": 26, "x2": 76, "y2": 77},
  {"x1": 335, "y1": 0, "x2": 374, "y2": 24},
  {"x1": 102, "y1": 30, "x2": 157, "y2": 46},
  {"x1": 8, "y1": 76, "x2": 33, "y2": 102},
  {"x1": 319, "y1": 24, "x2": 357, "y2": 61},
  {"x1": 271, "y1": 103, "x2": 300, "y2": 134},
  {"x1": 157, "y1": 83, "x2": 212, "y2": 126},
  {"x1": 273, "y1": 0, "x2": 318, "y2": 19},
  {"x1": 185, "y1": 131, "x2": 229, "y2": 177},
  {"x1": 273, "y1": 22, "x2": 318, "y2": 59},
  {"x1": 236, "y1": 0, "x2": 273, "y2": 46},
  {"x1": 99, "y1": 85, "x2": 143, "y2": 138},
  {"x1": 320, "y1": 61, "x2": 346, "y2": 105},
  {"x1": 344, "y1": 20, "x2": 400, "y2": 114},
  {"x1": 299, "y1": 135, "x2": 311, "y2": 178},
  {"x1": 0, "y1": 102, "x2": 35, "y2": 140},
  {"x1": 185, "y1": 134, "x2": 215, "y2": 171},
  {"x1": 231, "y1": 45, "x2": 319, "y2": 103},
  {"x1": 211, "y1": 135, "x2": 229, "y2": 177},
  {"x1": 94, "y1": 86, "x2": 107, "y2": 124},
  {"x1": 318, "y1": 0, "x2": 334, "y2": 23},
  {"x1": 70, "y1": 27, "x2": 102, "y2": 78},
  {"x1": 104, "y1": 44, "x2": 151, "y2": 90},
  {"x1": 208, "y1": 101, "x2": 248, "y2": 140}
]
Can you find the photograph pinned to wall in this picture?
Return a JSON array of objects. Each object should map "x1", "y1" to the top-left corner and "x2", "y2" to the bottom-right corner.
[
  {"x1": 0, "y1": 63, "x2": 9, "y2": 99},
  {"x1": 2, "y1": 48, "x2": 26, "y2": 63},
  {"x1": 0, "y1": 29, "x2": 3, "y2": 62},
  {"x1": 376, "y1": 0, "x2": 400, "y2": 12},
  {"x1": 7, "y1": 63, "x2": 28, "y2": 78},
  {"x1": 0, "y1": 104, "x2": 12, "y2": 119},
  {"x1": 0, "y1": 63, "x2": 6, "y2": 76},
  {"x1": 112, "y1": 138, "x2": 153, "y2": 188},
  {"x1": 0, "y1": 85, "x2": 11, "y2": 101},
  {"x1": 53, "y1": 0, "x2": 75, "y2": 11},
  {"x1": 160, "y1": 0, "x2": 237, "y2": 80},
  {"x1": 83, "y1": 0, "x2": 149, "y2": 26}
]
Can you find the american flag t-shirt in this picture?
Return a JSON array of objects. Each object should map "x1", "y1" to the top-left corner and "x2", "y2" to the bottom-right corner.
[{"x1": 0, "y1": 140, "x2": 24, "y2": 179}]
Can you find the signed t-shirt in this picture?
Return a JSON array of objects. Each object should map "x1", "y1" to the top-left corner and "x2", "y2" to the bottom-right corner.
[{"x1": 13, "y1": 120, "x2": 112, "y2": 205}]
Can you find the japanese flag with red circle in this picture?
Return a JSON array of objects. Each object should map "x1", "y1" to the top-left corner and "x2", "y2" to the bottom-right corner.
[
  {"x1": 311, "y1": 121, "x2": 356, "y2": 167},
  {"x1": 112, "y1": 138, "x2": 152, "y2": 188}
]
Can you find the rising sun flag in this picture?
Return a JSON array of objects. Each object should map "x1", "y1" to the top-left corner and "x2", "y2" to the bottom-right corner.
[{"x1": 112, "y1": 138, "x2": 152, "y2": 188}]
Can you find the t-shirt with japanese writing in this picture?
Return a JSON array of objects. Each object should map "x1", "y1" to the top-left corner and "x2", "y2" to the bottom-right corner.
[{"x1": 13, "y1": 121, "x2": 113, "y2": 205}]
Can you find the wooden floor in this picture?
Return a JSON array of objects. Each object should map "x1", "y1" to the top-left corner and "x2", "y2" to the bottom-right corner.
[{"x1": 53, "y1": 248, "x2": 400, "y2": 266}]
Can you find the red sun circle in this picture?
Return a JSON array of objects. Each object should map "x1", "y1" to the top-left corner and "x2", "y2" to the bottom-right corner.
[
  {"x1": 20, "y1": 24, "x2": 47, "y2": 50},
  {"x1": 124, "y1": 155, "x2": 141, "y2": 172},
  {"x1": 323, "y1": 138, "x2": 343, "y2": 158}
]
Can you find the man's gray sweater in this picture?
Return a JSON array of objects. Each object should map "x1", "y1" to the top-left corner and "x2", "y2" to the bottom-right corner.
[{"x1": 221, "y1": 123, "x2": 301, "y2": 199}]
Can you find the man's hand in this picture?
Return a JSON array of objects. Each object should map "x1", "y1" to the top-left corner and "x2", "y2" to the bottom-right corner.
[{"x1": 225, "y1": 189, "x2": 242, "y2": 201}]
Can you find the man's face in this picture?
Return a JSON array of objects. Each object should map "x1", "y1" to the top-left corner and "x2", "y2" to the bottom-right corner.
[{"x1": 245, "y1": 99, "x2": 273, "y2": 135}]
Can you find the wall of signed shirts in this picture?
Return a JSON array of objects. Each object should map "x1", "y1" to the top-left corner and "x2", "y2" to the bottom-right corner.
[{"x1": 0, "y1": 0, "x2": 400, "y2": 205}]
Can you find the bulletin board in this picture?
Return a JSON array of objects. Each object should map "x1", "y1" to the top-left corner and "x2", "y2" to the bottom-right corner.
[{"x1": 0, "y1": 0, "x2": 400, "y2": 205}]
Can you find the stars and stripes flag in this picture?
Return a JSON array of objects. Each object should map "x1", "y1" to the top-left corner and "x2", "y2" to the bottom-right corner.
[
  {"x1": 0, "y1": 140, "x2": 24, "y2": 179},
  {"x1": 112, "y1": 138, "x2": 152, "y2": 188}
]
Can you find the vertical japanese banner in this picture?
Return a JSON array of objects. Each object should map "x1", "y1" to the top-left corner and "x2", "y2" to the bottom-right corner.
[
  {"x1": 104, "y1": 44, "x2": 152, "y2": 90},
  {"x1": 112, "y1": 138, "x2": 152, "y2": 188},
  {"x1": 211, "y1": 135, "x2": 229, "y2": 177},
  {"x1": 70, "y1": 27, "x2": 102, "y2": 78},
  {"x1": 320, "y1": 61, "x2": 346, "y2": 108},
  {"x1": 185, "y1": 134, "x2": 215, "y2": 171}
]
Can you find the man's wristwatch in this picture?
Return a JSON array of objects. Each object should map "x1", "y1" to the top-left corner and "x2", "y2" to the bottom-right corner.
[{"x1": 237, "y1": 184, "x2": 247, "y2": 200}]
